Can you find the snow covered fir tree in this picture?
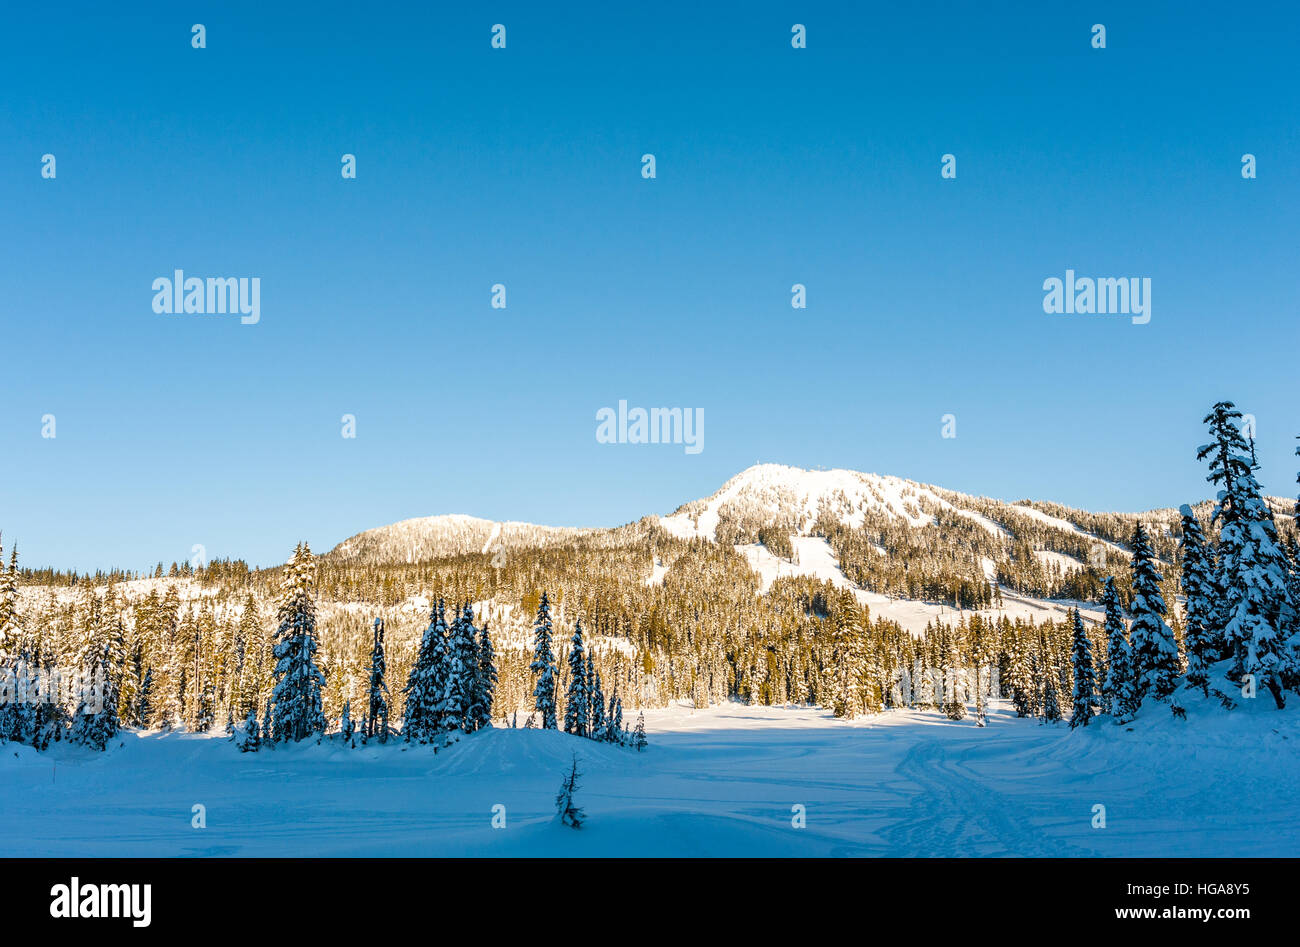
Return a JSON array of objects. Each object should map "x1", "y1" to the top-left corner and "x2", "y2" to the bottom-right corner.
[
  {"x1": 364, "y1": 617, "x2": 390, "y2": 743},
  {"x1": 269, "y1": 543, "x2": 327, "y2": 744},
  {"x1": 2, "y1": 399, "x2": 1298, "y2": 757}
]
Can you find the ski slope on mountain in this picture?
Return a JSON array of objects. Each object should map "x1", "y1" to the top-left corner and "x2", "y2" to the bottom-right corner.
[
  {"x1": 659, "y1": 465, "x2": 944, "y2": 538},
  {"x1": 644, "y1": 464, "x2": 1125, "y2": 632},
  {"x1": 3, "y1": 687, "x2": 1294, "y2": 857},
  {"x1": 732, "y1": 534, "x2": 1104, "y2": 632}
]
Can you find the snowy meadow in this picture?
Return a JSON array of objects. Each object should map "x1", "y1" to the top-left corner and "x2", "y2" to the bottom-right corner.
[{"x1": 3, "y1": 689, "x2": 1295, "y2": 858}]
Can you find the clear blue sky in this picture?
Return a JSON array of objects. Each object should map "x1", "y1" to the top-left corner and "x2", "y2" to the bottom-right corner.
[{"x1": 2, "y1": 1, "x2": 1297, "y2": 573}]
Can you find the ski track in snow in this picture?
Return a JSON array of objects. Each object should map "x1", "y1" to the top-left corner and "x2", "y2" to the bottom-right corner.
[
  {"x1": 885, "y1": 737, "x2": 1089, "y2": 857},
  {"x1": 2, "y1": 697, "x2": 1296, "y2": 857},
  {"x1": 480, "y1": 521, "x2": 502, "y2": 555}
]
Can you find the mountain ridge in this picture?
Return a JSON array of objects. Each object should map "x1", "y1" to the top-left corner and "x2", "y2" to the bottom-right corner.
[{"x1": 328, "y1": 462, "x2": 1295, "y2": 565}]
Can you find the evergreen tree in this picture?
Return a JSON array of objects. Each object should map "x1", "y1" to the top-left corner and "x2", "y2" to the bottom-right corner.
[
  {"x1": 261, "y1": 699, "x2": 273, "y2": 747},
  {"x1": 530, "y1": 592, "x2": 559, "y2": 730},
  {"x1": 469, "y1": 621, "x2": 497, "y2": 731},
  {"x1": 157, "y1": 587, "x2": 183, "y2": 731},
  {"x1": 911, "y1": 656, "x2": 931, "y2": 710},
  {"x1": 28, "y1": 649, "x2": 67, "y2": 750},
  {"x1": 607, "y1": 683, "x2": 624, "y2": 743},
  {"x1": 121, "y1": 636, "x2": 145, "y2": 728},
  {"x1": 588, "y1": 654, "x2": 607, "y2": 741},
  {"x1": 71, "y1": 582, "x2": 105, "y2": 721},
  {"x1": 1198, "y1": 402, "x2": 1293, "y2": 706},
  {"x1": 1178, "y1": 504, "x2": 1217, "y2": 694},
  {"x1": 633, "y1": 711, "x2": 648, "y2": 751},
  {"x1": 1032, "y1": 629, "x2": 1059, "y2": 722},
  {"x1": 1041, "y1": 673, "x2": 1061, "y2": 723},
  {"x1": 1287, "y1": 537, "x2": 1300, "y2": 643},
  {"x1": 137, "y1": 667, "x2": 154, "y2": 731},
  {"x1": 1069, "y1": 609, "x2": 1096, "y2": 728},
  {"x1": 339, "y1": 699, "x2": 354, "y2": 744},
  {"x1": 564, "y1": 620, "x2": 589, "y2": 736},
  {"x1": 456, "y1": 605, "x2": 482, "y2": 728},
  {"x1": 69, "y1": 644, "x2": 119, "y2": 750},
  {"x1": 367, "y1": 618, "x2": 390, "y2": 743},
  {"x1": 1026, "y1": 645, "x2": 1050, "y2": 722},
  {"x1": 269, "y1": 543, "x2": 326, "y2": 743},
  {"x1": 1007, "y1": 628, "x2": 1032, "y2": 717},
  {"x1": 0, "y1": 540, "x2": 18, "y2": 658},
  {"x1": 1292, "y1": 431, "x2": 1300, "y2": 653},
  {"x1": 832, "y1": 591, "x2": 863, "y2": 717},
  {"x1": 235, "y1": 593, "x2": 263, "y2": 717},
  {"x1": 1199, "y1": 402, "x2": 1255, "y2": 650},
  {"x1": 1127, "y1": 524, "x2": 1180, "y2": 703},
  {"x1": 442, "y1": 604, "x2": 474, "y2": 735},
  {"x1": 942, "y1": 626, "x2": 966, "y2": 721},
  {"x1": 237, "y1": 706, "x2": 260, "y2": 752},
  {"x1": 195, "y1": 683, "x2": 215, "y2": 733},
  {"x1": 403, "y1": 602, "x2": 449, "y2": 743},
  {"x1": 969, "y1": 615, "x2": 990, "y2": 727},
  {"x1": 1100, "y1": 577, "x2": 1135, "y2": 719},
  {"x1": 555, "y1": 754, "x2": 584, "y2": 828},
  {"x1": 0, "y1": 539, "x2": 19, "y2": 742}
]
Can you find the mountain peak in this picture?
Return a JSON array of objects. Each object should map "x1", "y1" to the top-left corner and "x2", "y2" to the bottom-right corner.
[
  {"x1": 328, "y1": 513, "x2": 588, "y2": 565},
  {"x1": 659, "y1": 463, "x2": 946, "y2": 542}
]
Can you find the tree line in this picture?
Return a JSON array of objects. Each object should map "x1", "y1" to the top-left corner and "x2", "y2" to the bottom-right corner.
[{"x1": 1, "y1": 399, "x2": 1296, "y2": 750}]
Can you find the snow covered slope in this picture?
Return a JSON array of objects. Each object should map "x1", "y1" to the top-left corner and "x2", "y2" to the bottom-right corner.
[
  {"x1": 4, "y1": 688, "x2": 1294, "y2": 857},
  {"x1": 652, "y1": 464, "x2": 1149, "y2": 631},
  {"x1": 315, "y1": 463, "x2": 1234, "y2": 634},
  {"x1": 21, "y1": 465, "x2": 1239, "y2": 639},
  {"x1": 656, "y1": 462, "x2": 1164, "y2": 549},
  {"x1": 328, "y1": 514, "x2": 590, "y2": 564},
  {"x1": 328, "y1": 463, "x2": 1268, "y2": 570},
  {"x1": 660, "y1": 464, "x2": 944, "y2": 538}
]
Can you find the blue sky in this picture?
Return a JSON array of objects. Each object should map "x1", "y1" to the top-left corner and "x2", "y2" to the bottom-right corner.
[{"x1": 2, "y1": 1, "x2": 1297, "y2": 572}]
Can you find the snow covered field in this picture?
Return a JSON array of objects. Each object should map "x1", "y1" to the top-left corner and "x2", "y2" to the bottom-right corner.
[{"x1": 2, "y1": 697, "x2": 1296, "y2": 857}]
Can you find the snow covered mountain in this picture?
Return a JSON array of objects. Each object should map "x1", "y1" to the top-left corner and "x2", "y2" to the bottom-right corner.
[
  {"x1": 327, "y1": 514, "x2": 591, "y2": 565},
  {"x1": 324, "y1": 463, "x2": 1293, "y2": 635},
  {"x1": 659, "y1": 462, "x2": 1290, "y2": 549},
  {"x1": 661, "y1": 464, "x2": 993, "y2": 539},
  {"x1": 329, "y1": 462, "x2": 1256, "y2": 566}
]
